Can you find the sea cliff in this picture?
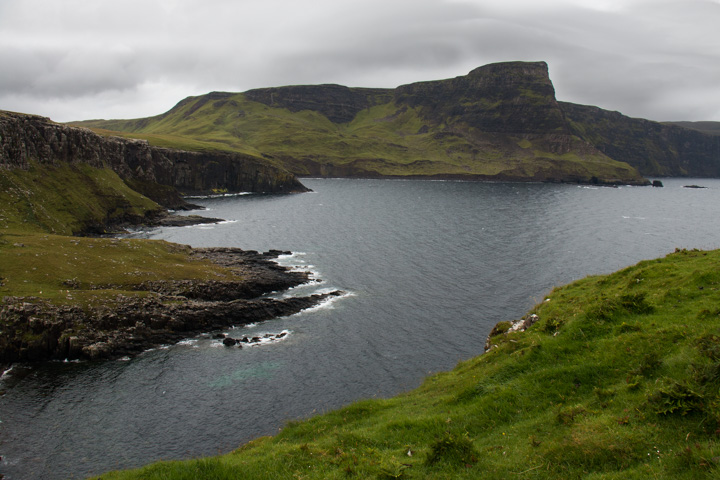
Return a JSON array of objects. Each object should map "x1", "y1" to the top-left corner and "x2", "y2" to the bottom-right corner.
[{"x1": 0, "y1": 110, "x2": 307, "y2": 208}]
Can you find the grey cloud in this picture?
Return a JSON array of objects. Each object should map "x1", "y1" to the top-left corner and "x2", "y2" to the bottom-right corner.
[{"x1": 1, "y1": 0, "x2": 719, "y2": 121}]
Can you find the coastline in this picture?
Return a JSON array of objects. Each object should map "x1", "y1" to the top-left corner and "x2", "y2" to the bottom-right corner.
[{"x1": 0, "y1": 247, "x2": 342, "y2": 364}]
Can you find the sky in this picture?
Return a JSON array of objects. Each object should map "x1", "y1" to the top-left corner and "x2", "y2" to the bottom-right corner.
[{"x1": 1, "y1": 0, "x2": 719, "y2": 123}]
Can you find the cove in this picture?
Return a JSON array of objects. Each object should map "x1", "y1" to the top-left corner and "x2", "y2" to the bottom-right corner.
[{"x1": 2, "y1": 178, "x2": 720, "y2": 479}]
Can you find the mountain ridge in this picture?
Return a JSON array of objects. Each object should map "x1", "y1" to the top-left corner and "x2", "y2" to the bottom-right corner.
[{"x1": 76, "y1": 61, "x2": 696, "y2": 185}]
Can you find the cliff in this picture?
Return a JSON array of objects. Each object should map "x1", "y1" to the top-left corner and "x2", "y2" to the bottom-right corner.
[
  {"x1": 561, "y1": 103, "x2": 720, "y2": 177},
  {"x1": 1, "y1": 110, "x2": 308, "y2": 208},
  {"x1": 395, "y1": 61, "x2": 568, "y2": 135},
  {"x1": 244, "y1": 85, "x2": 393, "y2": 123}
]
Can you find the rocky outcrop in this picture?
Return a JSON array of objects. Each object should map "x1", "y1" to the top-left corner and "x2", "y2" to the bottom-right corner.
[
  {"x1": 0, "y1": 110, "x2": 308, "y2": 208},
  {"x1": 0, "y1": 248, "x2": 341, "y2": 363},
  {"x1": 396, "y1": 61, "x2": 568, "y2": 135},
  {"x1": 244, "y1": 85, "x2": 393, "y2": 124},
  {"x1": 484, "y1": 314, "x2": 540, "y2": 352}
]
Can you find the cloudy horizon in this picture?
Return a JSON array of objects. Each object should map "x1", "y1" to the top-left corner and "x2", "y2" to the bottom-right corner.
[{"x1": 1, "y1": 0, "x2": 719, "y2": 123}]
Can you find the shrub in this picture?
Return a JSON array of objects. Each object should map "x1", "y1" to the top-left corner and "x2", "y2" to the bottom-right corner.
[{"x1": 425, "y1": 432, "x2": 478, "y2": 466}]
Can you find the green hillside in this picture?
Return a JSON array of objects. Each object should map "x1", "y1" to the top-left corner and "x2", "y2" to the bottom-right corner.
[
  {"x1": 93, "y1": 248, "x2": 720, "y2": 479},
  {"x1": 0, "y1": 160, "x2": 239, "y2": 309},
  {"x1": 72, "y1": 62, "x2": 649, "y2": 185}
]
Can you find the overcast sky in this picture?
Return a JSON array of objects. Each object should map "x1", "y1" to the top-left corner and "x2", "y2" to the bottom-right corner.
[{"x1": 1, "y1": 0, "x2": 719, "y2": 123}]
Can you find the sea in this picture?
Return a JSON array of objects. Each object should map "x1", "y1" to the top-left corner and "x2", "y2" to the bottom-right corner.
[{"x1": 2, "y1": 177, "x2": 720, "y2": 479}]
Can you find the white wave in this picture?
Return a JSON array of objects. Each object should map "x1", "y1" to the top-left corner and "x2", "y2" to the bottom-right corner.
[
  {"x1": 276, "y1": 252, "x2": 307, "y2": 262},
  {"x1": 1, "y1": 364, "x2": 14, "y2": 380},
  {"x1": 184, "y1": 192, "x2": 252, "y2": 199},
  {"x1": 176, "y1": 339, "x2": 198, "y2": 346},
  {"x1": 295, "y1": 290, "x2": 355, "y2": 314}
]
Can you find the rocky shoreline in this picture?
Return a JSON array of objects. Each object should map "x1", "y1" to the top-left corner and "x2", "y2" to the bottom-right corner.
[{"x1": 0, "y1": 248, "x2": 342, "y2": 364}]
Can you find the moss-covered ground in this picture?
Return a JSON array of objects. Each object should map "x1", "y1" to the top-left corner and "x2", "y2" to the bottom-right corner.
[{"x1": 91, "y1": 248, "x2": 720, "y2": 479}]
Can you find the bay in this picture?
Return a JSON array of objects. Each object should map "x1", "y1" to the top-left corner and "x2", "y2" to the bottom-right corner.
[{"x1": 2, "y1": 178, "x2": 720, "y2": 479}]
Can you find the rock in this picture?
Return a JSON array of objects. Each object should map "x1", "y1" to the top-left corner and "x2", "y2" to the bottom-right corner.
[
  {"x1": 222, "y1": 337, "x2": 238, "y2": 346},
  {"x1": 509, "y1": 314, "x2": 539, "y2": 333},
  {"x1": 683, "y1": 184, "x2": 706, "y2": 189},
  {"x1": 652, "y1": 180, "x2": 664, "y2": 187},
  {"x1": 213, "y1": 333, "x2": 226, "y2": 339},
  {"x1": 484, "y1": 314, "x2": 540, "y2": 352},
  {"x1": 263, "y1": 249, "x2": 292, "y2": 257}
]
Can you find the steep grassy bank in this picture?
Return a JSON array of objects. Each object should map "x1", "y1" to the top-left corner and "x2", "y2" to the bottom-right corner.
[
  {"x1": 94, "y1": 248, "x2": 720, "y2": 479},
  {"x1": 0, "y1": 161, "x2": 163, "y2": 235}
]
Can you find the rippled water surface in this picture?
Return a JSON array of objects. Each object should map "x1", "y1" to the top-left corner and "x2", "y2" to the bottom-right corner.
[{"x1": 2, "y1": 178, "x2": 720, "y2": 479}]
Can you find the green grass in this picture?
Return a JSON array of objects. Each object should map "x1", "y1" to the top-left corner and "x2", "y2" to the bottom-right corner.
[
  {"x1": 0, "y1": 232, "x2": 238, "y2": 308},
  {"x1": 0, "y1": 161, "x2": 162, "y2": 235},
  {"x1": 92, "y1": 248, "x2": 720, "y2": 479}
]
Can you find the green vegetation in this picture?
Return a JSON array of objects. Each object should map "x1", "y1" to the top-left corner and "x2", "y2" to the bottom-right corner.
[
  {"x1": 0, "y1": 232, "x2": 235, "y2": 308},
  {"x1": 93, "y1": 248, "x2": 720, "y2": 479},
  {"x1": 0, "y1": 161, "x2": 161, "y2": 235},
  {"x1": 0, "y1": 161, "x2": 242, "y2": 310}
]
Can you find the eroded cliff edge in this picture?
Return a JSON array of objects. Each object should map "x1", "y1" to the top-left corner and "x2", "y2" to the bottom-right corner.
[{"x1": 0, "y1": 110, "x2": 308, "y2": 209}]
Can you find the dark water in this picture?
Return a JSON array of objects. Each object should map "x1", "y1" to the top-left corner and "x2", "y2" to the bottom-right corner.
[{"x1": 2, "y1": 178, "x2": 720, "y2": 479}]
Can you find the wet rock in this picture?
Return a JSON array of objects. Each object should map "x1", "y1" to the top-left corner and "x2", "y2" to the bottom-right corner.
[{"x1": 222, "y1": 337, "x2": 238, "y2": 346}]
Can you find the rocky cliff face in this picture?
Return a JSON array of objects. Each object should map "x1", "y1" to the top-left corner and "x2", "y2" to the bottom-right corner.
[
  {"x1": 244, "y1": 85, "x2": 393, "y2": 123},
  {"x1": 560, "y1": 103, "x2": 720, "y2": 177},
  {"x1": 0, "y1": 111, "x2": 308, "y2": 208},
  {"x1": 395, "y1": 61, "x2": 568, "y2": 135}
]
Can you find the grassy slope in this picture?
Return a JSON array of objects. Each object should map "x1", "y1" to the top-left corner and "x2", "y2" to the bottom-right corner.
[
  {"x1": 72, "y1": 93, "x2": 644, "y2": 183},
  {"x1": 0, "y1": 163, "x2": 243, "y2": 309},
  {"x1": 0, "y1": 162, "x2": 161, "y2": 235},
  {"x1": 94, "y1": 248, "x2": 720, "y2": 479}
]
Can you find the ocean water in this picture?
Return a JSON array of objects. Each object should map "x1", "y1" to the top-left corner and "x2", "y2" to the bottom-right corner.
[{"x1": 2, "y1": 178, "x2": 720, "y2": 479}]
